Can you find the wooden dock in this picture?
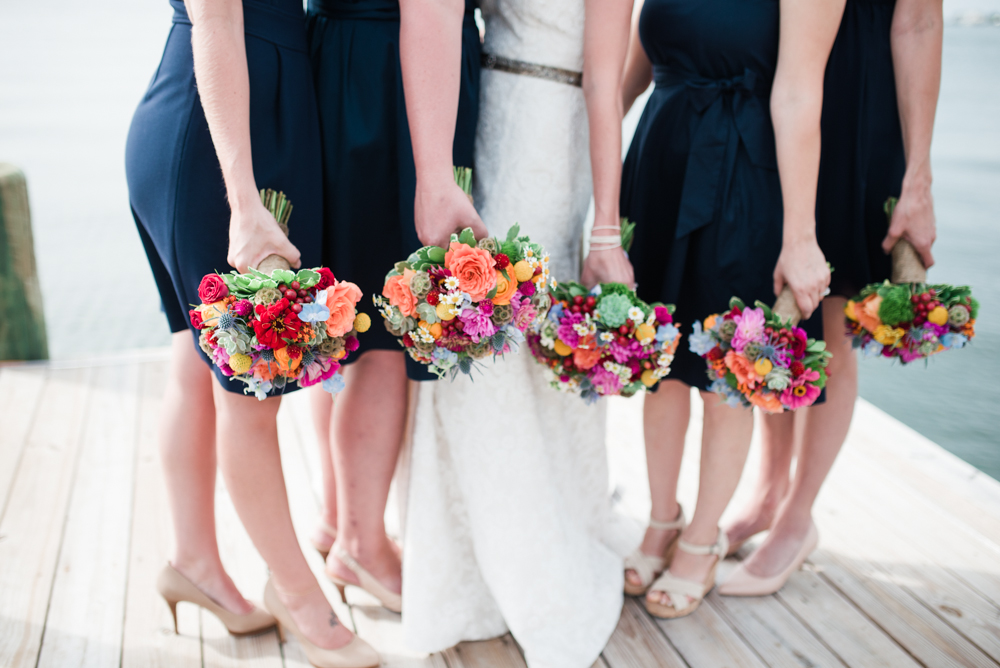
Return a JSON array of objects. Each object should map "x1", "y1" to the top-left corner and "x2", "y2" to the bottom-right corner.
[{"x1": 2, "y1": 350, "x2": 999, "y2": 668}]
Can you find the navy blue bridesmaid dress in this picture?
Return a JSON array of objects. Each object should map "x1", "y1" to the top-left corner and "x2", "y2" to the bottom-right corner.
[
  {"x1": 125, "y1": 0, "x2": 323, "y2": 395},
  {"x1": 620, "y1": 0, "x2": 822, "y2": 391},
  {"x1": 305, "y1": 0, "x2": 481, "y2": 381},
  {"x1": 818, "y1": 0, "x2": 905, "y2": 299}
]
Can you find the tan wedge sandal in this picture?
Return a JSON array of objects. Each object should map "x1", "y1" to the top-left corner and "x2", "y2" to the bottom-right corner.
[
  {"x1": 327, "y1": 544, "x2": 402, "y2": 613},
  {"x1": 623, "y1": 506, "x2": 687, "y2": 596},
  {"x1": 157, "y1": 563, "x2": 276, "y2": 636},
  {"x1": 645, "y1": 528, "x2": 728, "y2": 619},
  {"x1": 264, "y1": 579, "x2": 380, "y2": 668}
]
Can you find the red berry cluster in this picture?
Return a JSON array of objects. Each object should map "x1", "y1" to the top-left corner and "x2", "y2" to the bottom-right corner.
[
  {"x1": 278, "y1": 281, "x2": 314, "y2": 314},
  {"x1": 910, "y1": 289, "x2": 938, "y2": 326},
  {"x1": 494, "y1": 253, "x2": 511, "y2": 269},
  {"x1": 568, "y1": 294, "x2": 597, "y2": 314}
]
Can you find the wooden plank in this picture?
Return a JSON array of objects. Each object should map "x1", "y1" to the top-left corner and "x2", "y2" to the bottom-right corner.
[
  {"x1": 707, "y1": 562, "x2": 847, "y2": 668},
  {"x1": 653, "y1": 592, "x2": 767, "y2": 668},
  {"x1": 121, "y1": 361, "x2": 203, "y2": 667},
  {"x1": 601, "y1": 598, "x2": 687, "y2": 668},
  {"x1": 0, "y1": 366, "x2": 45, "y2": 514},
  {"x1": 775, "y1": 568, "x2": 922, "y2": 667},
  {"x1": 0, "y1": 367, "x2": 91, "y2": 668},
  {"x1": 442, "y1": 635, "x2": 526, "y2": 668},
  {"x1": 36, "y1": 362, "x2": 140, "y2": 667}
]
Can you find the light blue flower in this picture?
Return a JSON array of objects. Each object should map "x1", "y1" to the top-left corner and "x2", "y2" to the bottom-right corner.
[
  {"x1": 862, "y1": 340, "x2": 884, "y2": 358},
  {"x1": 322, "y1": 373, "x2": 346, "y2": 395},
  {"x1": 656, "y1": 324, "x2": 680, "y2": 343},
  {"x1": 298, "y1": 289, "x2": 331, "y2": 323},
  {"x1": 432, "y1": 348, "x2": 458, "y2": 367},
  {"x1": 709, "y1": 377, "x2": 743, "y2": 407},
  {"x1": 246, "y1": 377, "x2": 273, "y2": 401},
  {"x1": 548, "y1": 302, "x2": 565, "y2": 323},
  {"x1": 590, "y1": 285, "x2": 603, "y2": 297},
  {"x1": 688, "y1": 321, "x2": 715, "y2": 356},
  {"x1": 941, "y1": 333, "x2": 968, "y2": 349},
  {"x1": 505, "y1": 325, "x2": 526, "y2": 344}
]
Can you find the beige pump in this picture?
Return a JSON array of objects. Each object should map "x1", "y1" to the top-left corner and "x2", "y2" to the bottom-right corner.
[
  {"x1": 327, "y1": 544, "x2": 403, "y2": 613},
  {"x1": 719, "y1": 521, "x2": 818, "y2": 597},
  {"x1": 156, "y1": 563, "x2": 276, "y2": 636}
]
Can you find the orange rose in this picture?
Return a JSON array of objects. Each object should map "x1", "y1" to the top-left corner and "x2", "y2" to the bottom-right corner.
[
  {"x1": 725, "y1": 350, "x2": 759, "y2": 389},
  {"x1": 444, "y1": 242, "x2": 496, "y2": 301},
  {"x1": 573, "y1": 347, "x2": 603, "y2": 370},
  {"x1": 492, "y1": 267, "x2": 519, "y2": 305},
  {"x1": 748, "y1": 391, "x2": 783, "y2": 413},
  {"x1": 326, "y1": 280, "x2": 364, "y2": 337},
  {"x1": 382, "y1": 270, "x2": 418, "y2": 318},
  {"x1": 200, "y1": 301, "x2": 228, "y2": 328},
  {"x1": 855, "y1": 294, "x2": 883, "y2": 333},
  {"x1": 274, "y1": 346, "x2": 302, "y2": 376}
]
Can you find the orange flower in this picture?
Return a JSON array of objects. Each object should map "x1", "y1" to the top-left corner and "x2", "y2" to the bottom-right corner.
[
  {"x1": 855, "y1": 294, "x2": 883, "y2": 333},
  {"x1": 252, "y1": 359, "x2": 277, "y2": 382},
  {"x1": 274, "y1": 346, "x2": 301, "y2": 376},
  {"x1": 748, "y1": 391, "x2": 783, "y2": 413},
  {"x1": 725, "y1": 350, "x2": 759, "y2": 389},
  {"x1": 382, "y1": 270, "x2": 418, "y2": 318},
  {"x1": 444, "y1": 242, "x2": 496, "y2": 301},
  {"x1": 492, "y1": 267, "x2": 519, "y2": 305},
  {"x1": 573, "y1": 347, "x2": 603, "y2": 370},
  {"x1": 326, "y1": 280, "x2": 364, "y2": 337},
  {"x1": 200, "y1": 301, "x2": 228, "y2": 328}
]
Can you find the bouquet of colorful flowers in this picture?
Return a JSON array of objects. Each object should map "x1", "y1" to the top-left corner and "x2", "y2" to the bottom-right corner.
[
  {"x1": 845, "y1": 197, "x2": 977, "y2": 363},
  {"x1": 374, "y1": 223, "x2": 552, "y2": 378},
  {"x1": 527, "y1": 282, "x2": 682, "y2": 403},
  {"x1": 190, "y1": 190, "x2": 370, "y2": 399},
  {"x1": 690, "y1": 297, "x2": 831, "y2": 412}
]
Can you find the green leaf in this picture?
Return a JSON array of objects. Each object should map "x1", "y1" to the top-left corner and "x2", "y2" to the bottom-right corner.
[
  {"x1": 426, "y1": 246, "x2": 446, "y2": 264},
  {"x1": 270, "y1": 269, "x2": 295, "y2": 285},
  {"x1": 729, "y1": 296, "x2": 746, "y2": 310},
  {"x1": 486, "y1": 285, "x2": 498, "y2": 299},
  {"x1": 506, "y1": 224, "x2": 521, "y2": 242},
  {"x1": 620, "y1": 218, "x2": 637, "y2": 253},
  {"x1": 296, "y1": 269, "x2": 321, "y2": 289},
  {"x1": 458, "y1": 227, "x2": 477, "y2": 247}
]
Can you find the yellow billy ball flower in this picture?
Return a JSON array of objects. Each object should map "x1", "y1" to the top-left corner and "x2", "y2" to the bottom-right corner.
[
  {"x1": 228, "y1": 353, "x2": 252, "y2": 375},
  {"x1": 928, "y1": 306, "x2": 949, "y2": 326},
  {"x1": 430, "y1": 323, "x2": 443, "y2": 339},
  {"x1": 753, "y1": 358, "x2": 773, "y2": 376},
  {"x1": 873, "y1": 325, "x2": 905, "y2": 346},
  {"x1": 353, "y1": 312, "x2": 372, "y2": 333},
  {"x1": 436, "y1": 302, "x2": 456, "y2": 321},
  {"x1": 635, "y1": 323, "x2": 656, "y2": 344},
  {"x1": 513, "y1": 260, "x2": 534, "y2": 282},
  {"x1": 641, "y1": 369, "x2": 658, "y2": 387},
  {"x1": 553, "y1": 339, "x2": 573, "y2": 356}
]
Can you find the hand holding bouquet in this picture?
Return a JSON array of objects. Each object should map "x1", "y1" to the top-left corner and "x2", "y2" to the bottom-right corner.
[
  {"x1": 375, "y1": 224, "x2": 551, "y2": 378},
  {"x1": 691, "y1": 297, "x2": 831, "y2": 412},
  {"x1": 845, "y1": 198, "x2": 977, "y2": 363},
  {"x1": 191, "y1": 190, "x2": 370, "y2": 399},
  {"x1": 527, "y1": 282, "x2": 682, "y2": 403}
]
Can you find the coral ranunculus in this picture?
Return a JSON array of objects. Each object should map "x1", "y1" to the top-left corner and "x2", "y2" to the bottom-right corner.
[
  {"x1": 198, "y1": 274, "x2": 229, "y2": 303},
  {"x1": 383, "y1": 269, "x2": 418, "y2": 318},
  {"x1": 749, "y1": 391, "x2": 784, "y2": 413},
  {"x1": 325, "y1": 280, "x2": 364, "y2": 337},
  {"x1": 573, "y1": 346, "x2": 604, "y2": 370},
  {"x1": 200, "y1": 301, "x2": 228, "y2": 328},
  {"x1": 444, "y1": 242, "x2": 496, "y2": 301},
  {"x1": 725, "y1": 350, "x2": 760, "y2": 389},
  {"x1": 855, "y1": 294, "x2": 883, "y2": 334},
  {"x1": 492, "y1": 267, "x2": 519, "y2": 305}
]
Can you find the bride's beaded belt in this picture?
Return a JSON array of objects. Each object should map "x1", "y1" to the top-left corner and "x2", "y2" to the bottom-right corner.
[{"x1": 481, "y1": 53, "x2": 583, "y2": 87}]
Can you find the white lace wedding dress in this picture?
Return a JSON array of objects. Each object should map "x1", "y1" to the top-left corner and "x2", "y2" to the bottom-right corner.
[{"x1": 401, "y1": 2, "x2": 639, "y2": 666}]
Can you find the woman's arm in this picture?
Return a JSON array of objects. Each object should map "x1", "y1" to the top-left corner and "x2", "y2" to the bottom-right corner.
[
  {"x1": 580, "y1": 0, "x2": 635, "y2": 288},
  {"x1": 185, "y1": 0, "x2": 301, "y2": 272},
  {"x1": 621, "y1": 0, "x2": 652, "y2": 115},
  {"x1": 769, "y1": 0, "x2": 844, "y2": 317},
  {"x1": 399, "y1": 0, "x2": 488, "y2": 247},
  {"x1": 882, "y1": 0, "x2": 942, "y2": 267}
]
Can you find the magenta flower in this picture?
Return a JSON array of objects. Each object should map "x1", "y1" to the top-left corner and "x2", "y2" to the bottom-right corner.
[
  {"x1": 779, "y1": 368, "x2": 821, "y2": 410},
  {"x1": 590, "y1": 365, "x2": 623, "y2": 395},
  {"x1": 609, "y1": 338, "x2": 643, "y2": 364},
  {"x1": 512, "y1": 296, "x2": 538, "y2": 330},
  {"x1": 479, "y1": 299, "x2": 495, "y2": 317},
  {"x1": 556, "y1": 312, "x2": 585, "y2": 348},
  {"x1": 300, "y1": 357, "x2": 340, "y2": 387},
  {"x1": 233, "y1": 299, "x2": 253, "y2": 317},
  {"x1": 654, "y1": 306, "x2": 673, "y2": 324},
  {"x1": 459, "y1": 308, "x2": 497, "y2": 342},
  {"x1": 731, "y1": 307, "x2": 766, "y2": 352}
]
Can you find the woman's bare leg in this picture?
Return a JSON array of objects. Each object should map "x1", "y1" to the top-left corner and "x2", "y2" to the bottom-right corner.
[
  {"x1": 309, "y1": 388, "x2": 338, "y2": 552},
  {"x1": 739, "y1": 297, "x2": 857, "y2": 577},
  {"x1": 625, "y1": 380, "x2": 689, "y2": 588},
  {"x1": 213, "y1": 384, "x2": 353, "y2": 649},
  {"x1": 325, "y1": 350, "x2": 406, "y2": 594},
  {"x1": 161, "y1": 332, "x2": 251, "y2": 614},
  {"x1": 649, "y1": 393, "x2": 754, "y2": 607}
]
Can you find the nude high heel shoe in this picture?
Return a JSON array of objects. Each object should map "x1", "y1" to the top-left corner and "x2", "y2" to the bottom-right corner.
[
  {"x1": 719, "y1": 521, "x2": 818, "y2": 597},
  {"x1": 327, "y1": 544, "x2": 402, "y2": 613},
  {"x1": 157, "y1": 563, "x2": 276, "y2": 636},
  {"x1": 263, "y1": 579, "x2": 380, "y2": 668},
  {"x1": 623, "y1": 506, "x2": 687, "y2": 596},
  {"x1": 645, "y1": 528, "x2": 728, "y2": 619},
  {"x1": 312, "y1": 520, "x2": 338, "y2": 561}
]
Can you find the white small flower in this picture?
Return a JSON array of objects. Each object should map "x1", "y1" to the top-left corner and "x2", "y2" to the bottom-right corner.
[
  {"x1": 444, "y1": 276, "x2": 460, "y2": 290},
  {"x1": 442, "y1": 291, "x2": 463, "y2": 306},
  {"x1": 542, "y1": 253, "x2": 551, "y2": 264},
  {"x1": 628, "y1": 307, "x2": 644, "y2": 323},
  {"x1": 573, "y1": 322, "x2": 590, "y2": 337},
  {"x1": 599, "y1": 332, "x2": 615, "y2": 344}
]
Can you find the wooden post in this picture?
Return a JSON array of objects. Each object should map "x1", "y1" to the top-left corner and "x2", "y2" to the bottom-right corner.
[{"x1": 0, "y1": 164, "x2": 49, "y2": 360}]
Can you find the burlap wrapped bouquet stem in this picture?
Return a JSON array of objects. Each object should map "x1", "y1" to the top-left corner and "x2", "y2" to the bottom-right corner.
[
  {"x1": 772, "y1": 285, "x2": 802, "y2": 327},
  {"x1": 891, "y1": 238, "x2": 928, "y2": 284}
]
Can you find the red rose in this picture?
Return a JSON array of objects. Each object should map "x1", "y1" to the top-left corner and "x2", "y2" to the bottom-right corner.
[
  {"x1": 706, "y1": 346, "x2": 724, "y2": 361},
  {"x1": 252, "y1": 298, "x2": 302, "y2": 350},
  {"x1": 189, "y1": 308, "x2": 205, "y2": 330},
  {"x1": 198, "y1": 274, "x2": 229, "y2": 303},
  {"x1": 315, "y1": 267, "x2": 337, "y2": 291}
]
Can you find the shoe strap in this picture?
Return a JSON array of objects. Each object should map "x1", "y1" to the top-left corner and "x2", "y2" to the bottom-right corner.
[
  {"x1": 678, "y1": 527, "x2": 728, "y2": 558},
  {"x1": 316, "y1": 520, "x2": 338, "y2": 540},
  {"x1": 648, "y1": 506, "x2": 686, "y2": 532},
  {"x1": 624, "y1": 550, "x2": 667, "y2": 587},
  {"x1": 649, "y1": 571, "x2": 707, "y2": 610}
]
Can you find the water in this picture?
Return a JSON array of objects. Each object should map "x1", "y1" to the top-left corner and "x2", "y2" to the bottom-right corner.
[{"x1": 0, "y1": 2, "x2": 997, "y2": 478}]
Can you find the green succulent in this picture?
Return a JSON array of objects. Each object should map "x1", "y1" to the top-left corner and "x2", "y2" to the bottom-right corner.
[{"x1": 597, "y1": 293, "x2": 632, "y2": 328}]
